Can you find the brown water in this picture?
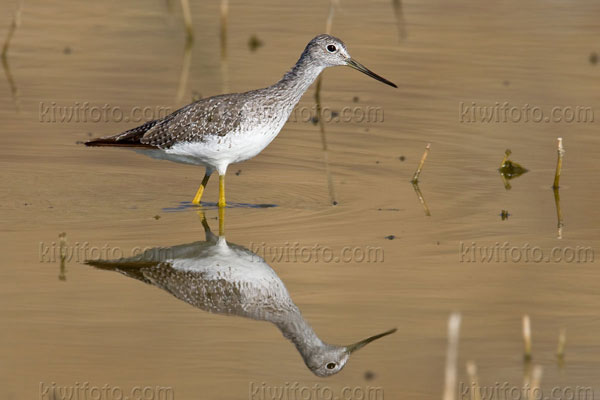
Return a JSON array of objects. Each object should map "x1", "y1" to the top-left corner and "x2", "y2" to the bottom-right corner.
[{"x1": 2, "y1": 0, "x2": 600, "y2": 398}]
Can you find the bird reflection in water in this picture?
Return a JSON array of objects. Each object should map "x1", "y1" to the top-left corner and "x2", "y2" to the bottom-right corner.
[{"x1": 85, "y1": 210, "x2": 395, "y2": 377}]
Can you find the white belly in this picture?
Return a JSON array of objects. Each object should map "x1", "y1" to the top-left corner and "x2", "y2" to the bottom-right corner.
[{"x1": 136, "y1": 123, "x2": 284, "y2": 174}]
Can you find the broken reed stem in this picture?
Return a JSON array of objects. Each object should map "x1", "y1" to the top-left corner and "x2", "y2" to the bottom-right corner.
[
  {"x1": 522, "y1": 315, "x2": 532, "y2": 361},
  {"x1": 325, "y1": 3, "x2": 334, "y2": 35},
  {"x1": 314, "y1": 77, "x2": 338, "y2": 205},
  {"x1": 325, "y1": 0, "x2": 339, "y2": 35},
  {"x1": 553, "y1": 186, "x2": 563, "y2": 239},
  {"x1": 466, "y1": 361, "x2": 482, "y2": 400},
  {"x1": 313, "y1": 1, "x2": 342, "y2": 207},
  {"x1": 556, "y1": 327, "x2": 566, "y2": 359},
  {"x1": 500, "y1": 149, "x2": 511, "y2": 169},
  {"x1": 412, "y1": 182, "x2": 431, "y2": 216},
  {"x1": 165, "y1": 0, "x2": 175, "y2": 13},
  {"x1": 59, "y1": 232, "x2": 67, "y2": 281},
  {"x1": 180, "y1": 0, "x2": 194, "y2": 42},
  {"x1": 220, "y1": 0, "x2": 228, "y2": 58},
  {"x1": 175, "y1": 38, "x2": 193, "y2": 104},
  {"x1": 552, "y1": 137, "x2": 564, "y2": 189},
  {"x1": 443, "y1": 313, "x2": 461, "y2": 400},
  {"x1": 2, "y1": 0, "x2": 22, "y2": 60},
  {"x1": 219, "y1": 0, "x2": 229, "y2": 93},
  {"x1": 412, "y1": 143, "x2": 431, "y2": 183},
  {"x1": 59, "y1": 232, "x2": 67, "y2": 260},
  {"x1": 527, "y1": 365, "x2": 543, "y2": 400},
  {"x1": 391, "y1": 0, "x2": 407, "y2": 41}
]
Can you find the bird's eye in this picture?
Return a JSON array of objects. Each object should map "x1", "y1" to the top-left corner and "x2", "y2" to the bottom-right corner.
[
  {"x1": 326, "y1": 44, "x2": 337, "y2": 53},
  {"x1": 326, "y1": 362, "x2": 336, "y2": 370}
]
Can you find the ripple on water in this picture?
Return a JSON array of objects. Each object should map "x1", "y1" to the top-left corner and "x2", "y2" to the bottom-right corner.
[{"x1": 162, "y1": 201, "x2": 278, "y2": 212}]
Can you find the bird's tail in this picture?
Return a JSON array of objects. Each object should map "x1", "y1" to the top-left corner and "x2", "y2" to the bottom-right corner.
[
  {"x1": 84, "y1": 137, "x2": 153, "y2": 148},
  {"x1": 85, "y1": 119, "x2": 160, "y2": 147}
]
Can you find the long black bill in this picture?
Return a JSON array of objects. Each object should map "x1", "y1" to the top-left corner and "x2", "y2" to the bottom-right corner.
[
  {"x1": 345, "y1": 328, "x2": 397, "y2": 354},
  {"x1": 346, "y1": 59, "x2": 397, "y2": 88}
]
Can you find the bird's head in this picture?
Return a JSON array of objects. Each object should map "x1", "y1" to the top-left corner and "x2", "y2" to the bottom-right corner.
[
  {"x1": 304, "y1": 34, "x2": 397, "y2": 88},
  {"x1": 303, "y1": 328, "x2": 397, "y2": 377}
]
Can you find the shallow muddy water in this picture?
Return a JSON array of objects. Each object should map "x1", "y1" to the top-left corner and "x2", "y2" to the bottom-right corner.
[{"x1": 1, "y1": 0, "x2": 600, "y2": 398}]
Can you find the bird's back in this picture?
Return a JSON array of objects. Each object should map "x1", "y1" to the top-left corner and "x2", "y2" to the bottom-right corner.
[
  {"x1": 86, "y1": 240, "x2": 297, "y2": 321},
  {"x1": 86, "y1": 85, "x2": 294, "y2": 150}
]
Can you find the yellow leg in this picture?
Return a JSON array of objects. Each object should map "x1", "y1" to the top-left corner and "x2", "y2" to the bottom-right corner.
[
  {"x1": 218, "y1": 174, "x2": 226, "y2": 207},
  {"x1": 195, "y1": 208, "x2": 210, "y2": 231},
  {"x1": 218, "y1": 205, "x2": 225, "y2": 236},
  {"x1": 192, "y1": 173, "x2": 211, "y2": 205}
]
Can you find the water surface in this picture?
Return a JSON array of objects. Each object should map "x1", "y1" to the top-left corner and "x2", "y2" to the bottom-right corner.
[{"x1": 1, "y1": 0, "x2": 600, "y2": 398}]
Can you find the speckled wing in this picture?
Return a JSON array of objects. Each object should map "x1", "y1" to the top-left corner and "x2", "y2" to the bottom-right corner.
[
  {"x1": 137, "y1": 266, "x2": 245, "y2": 314},
  {"x1": 140, "y1": 94, "x2": 245, "y2": 148},
  {"x1": 87, "y1": 259, "x2": 247, "y2": 316}
]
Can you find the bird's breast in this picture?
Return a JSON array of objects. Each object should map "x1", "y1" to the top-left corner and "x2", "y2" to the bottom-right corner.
[{"x1": 166, "y1": 119, "x2": 287, "y2": 167}]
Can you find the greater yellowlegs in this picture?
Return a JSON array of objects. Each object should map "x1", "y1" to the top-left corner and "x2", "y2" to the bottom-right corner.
[
  {"x1": 86, "y1": 34, "x2": 397, "y2": 207},
  {"x1": 85, "y1": 214, "x2": 396, "y2": 376}
]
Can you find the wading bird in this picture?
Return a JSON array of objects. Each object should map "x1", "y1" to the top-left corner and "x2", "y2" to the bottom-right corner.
[{"x1": 86, "y1": 34, "x2": 396, "y2": 206}]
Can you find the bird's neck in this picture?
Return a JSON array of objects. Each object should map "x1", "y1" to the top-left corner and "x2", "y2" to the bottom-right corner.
[
  {"x1": 272, "y1": 55, "x2": 325, "y2": 107},
  {"x1": 273, "y1": 308, "x2": 325, "y2": 358}
]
